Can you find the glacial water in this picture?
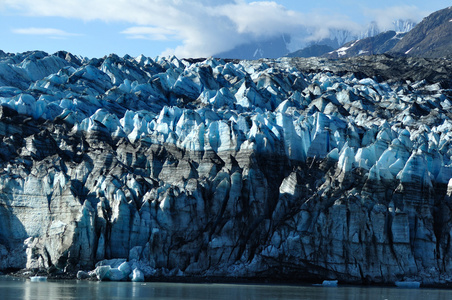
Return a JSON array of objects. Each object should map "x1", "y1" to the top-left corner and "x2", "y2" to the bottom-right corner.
[{"x1": 1, "y1": 276, "x2": 452, "y2": 300}]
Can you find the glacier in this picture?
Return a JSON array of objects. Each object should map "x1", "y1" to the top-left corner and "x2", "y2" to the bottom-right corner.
[{"x1": 1, "y1": 50, "x2": 452, "y2": 285}]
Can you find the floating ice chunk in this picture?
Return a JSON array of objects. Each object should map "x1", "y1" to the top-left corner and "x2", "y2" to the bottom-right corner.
[
  {"x1": 30, "y1": 276, "x2": 47, "y2": 282},
  {"x1": 130, "y1": 268, "x2": 145, "y2": 282},
  {"x1": 395, "y1": 281, "x2": 420, "y2": 288},
  {"x1": 108, "y1": 268, "x2": 127, "y2": 281},
  {"x1": 118, "y1": 261, "x2": 132, "y2": 277},
  {"x1": 322, "y1": 280, "x2": 338, "y2": 286},
  {"x1": 95, "y1": 265, "x2": 112, "y2": 281}
]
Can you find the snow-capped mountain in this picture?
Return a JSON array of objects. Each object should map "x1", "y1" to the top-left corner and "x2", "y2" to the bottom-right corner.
[
  {"x1": 213, "y1": 19, "x2": 416, "y2": 60},
  {"x1": 323, "y1": 7, "x2": 452, "y2": 60},
  {"x1": 1, "y1": 49, "x2": 452, "y2": 285},
  {"x1": 322, "y1": 7, "x2": 452, "y2": 59},
  {"x1": 285, "y1": 19, "x2": 416, "y2": 59}
]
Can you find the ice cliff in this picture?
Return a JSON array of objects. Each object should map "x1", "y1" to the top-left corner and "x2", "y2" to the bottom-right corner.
[{"x1": 1, "y1": 50, "x2": 452, "y2": 285}]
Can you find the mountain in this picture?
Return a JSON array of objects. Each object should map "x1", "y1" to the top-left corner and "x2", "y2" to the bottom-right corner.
[
  {"x1": 323, "y1": 7, "x2": 452, "y2": 59},
  {"x1": 286, "y1": 19, "x2": 416, "y2": 59},
  {"x1": 323, "y1": 31, "x2": 407, "y2": 59},
  {"x1": 214, "y1": 19, "x2": 416, "y2": 60},
  {"x1": 1, "y1": 50, "x2": 452, "y2": 285},
  {"x1": 392, "y1": 19, "x2": 418, "y2": 33},
  {"x1": 390, "y1": 6, "x2": 452, "y2": 58},
  {"x1": 285, "y1": 44, "x2": 335, "y2": 58},
  {"x1": 214, "y1": 35, "x2": 290, "y2": 60}
]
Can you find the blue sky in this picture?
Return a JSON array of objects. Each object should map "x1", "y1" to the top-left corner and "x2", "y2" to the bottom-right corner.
[{"x1": 0, "y1": 0, "x2": 450, "y2": 58}]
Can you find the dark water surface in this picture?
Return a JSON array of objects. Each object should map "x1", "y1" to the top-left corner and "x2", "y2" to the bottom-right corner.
[{"x1": 1, "y1": 276, "x2": 452, "y2": 300}]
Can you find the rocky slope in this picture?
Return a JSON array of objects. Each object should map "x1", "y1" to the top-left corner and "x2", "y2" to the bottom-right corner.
[
  {"x1": 390, "y1": 6, "x2": 452, "y2": 58},
  {"x1": 285, "y1": 45, "x2": 335, "y2": 58},
  {"x1": 323, "y1": 31, "x2": 406, "y2": 59},
  {"x1": 288, "y1": 7, "x2": 451, "y2": 60},
  {"x1": 1, "y1": 50, "x2": 452, "y2": 285}
]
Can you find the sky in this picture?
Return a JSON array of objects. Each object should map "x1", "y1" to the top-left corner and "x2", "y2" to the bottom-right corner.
[{"x1": 0, "y1": 0, "x2": 450, "y2": 59}]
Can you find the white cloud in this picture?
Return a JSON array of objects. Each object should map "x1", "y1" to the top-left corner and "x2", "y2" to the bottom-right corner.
[
  {"x1": 12, "y1": 27, "x2": 81, "y2": 37},
  {"x1": 364, "y1": 5, "x2": 426, "y2": 30},
  {"x1": 121, "y1": 27, "x2": 178, "y2": 41},
  {"x1": 1, "y1": 0, "x2": 423, "y2": 57},
  {"x1": 212, "y1": 1, "x2": 303, "y2": 37}
]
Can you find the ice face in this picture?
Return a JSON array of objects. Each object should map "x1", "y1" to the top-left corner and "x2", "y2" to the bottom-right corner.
[{"x1": 2, "y1": 50, "x2": 452, "y2": 283}]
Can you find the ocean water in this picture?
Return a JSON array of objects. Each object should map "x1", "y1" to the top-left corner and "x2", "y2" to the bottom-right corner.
[{"x1": 1, "y1": 276, "x2": 451, "y2": 300}]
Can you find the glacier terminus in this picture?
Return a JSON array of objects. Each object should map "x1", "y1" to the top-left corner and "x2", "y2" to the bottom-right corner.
[{"x1": 0, "y1": 49, "x2": 452, "y2": 285}]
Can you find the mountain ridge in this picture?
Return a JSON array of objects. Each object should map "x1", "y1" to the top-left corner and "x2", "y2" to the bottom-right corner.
[
  {"x1": 214, "y1": 19, "x2": 416, "y2": 60},
  {"x1": 390, "y1": 6, "x2": 452, "y2": 58},
  {"x1": 287, "y1": 7, "x2": 452, "y2": 59}
]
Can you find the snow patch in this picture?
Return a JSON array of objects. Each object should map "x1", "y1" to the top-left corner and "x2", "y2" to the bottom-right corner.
[{"x1": 334, "y1": 40, "x2": 359, "y2": 57}]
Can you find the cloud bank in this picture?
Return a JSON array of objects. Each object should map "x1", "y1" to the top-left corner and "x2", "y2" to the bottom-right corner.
[
  {"x1": 364, "y1": 5, "x2": 427, "y2": 30},
  {"x1": 1, "y1": 0, "x2": 429, "y2": 57}
]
